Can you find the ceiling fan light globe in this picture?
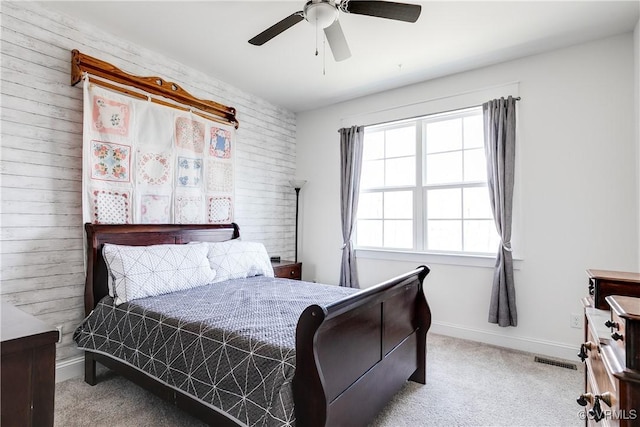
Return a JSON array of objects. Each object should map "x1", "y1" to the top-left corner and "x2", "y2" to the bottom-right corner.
[{"x1": 304, "y1": 2, "x2": 338, "y2": 28}]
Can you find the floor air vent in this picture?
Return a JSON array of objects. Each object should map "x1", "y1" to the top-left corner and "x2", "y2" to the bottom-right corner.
[{"x1": 534, "y1": 356, "x2": 577, "y2": 370}]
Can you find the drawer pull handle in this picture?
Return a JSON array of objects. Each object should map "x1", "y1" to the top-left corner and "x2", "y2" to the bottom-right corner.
[
  {"x1": 604, "y1": 320, "x2": 619, "y2": 330},
  {"x1": 587, "y1": 393, "x2": 613, "y2": 422},
  {"x1": 596, "y1": 392, "x2": 614, "y2": 408},
  {"x1": 577, "y1": 393, "x2": 593, "y2": 406},
  {"x1": 611, "y1": 332, "x2": 624, "y2": 341},
  {"x1": 577, "y1": 342, "x2": 595, "y2": 362},
  {"x1": 589, "y1": 396, "x2": 605, "y2": 422}
]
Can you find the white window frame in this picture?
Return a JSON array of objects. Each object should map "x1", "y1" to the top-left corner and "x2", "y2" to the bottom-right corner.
[
  {"x1": 344, "y1": 84, "x2": 522, "y2": 268},
  {"x1": 358, "y1": 107, "x2": 497, "y2": 253}
]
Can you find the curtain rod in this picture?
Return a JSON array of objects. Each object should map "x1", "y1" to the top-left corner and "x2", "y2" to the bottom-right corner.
[{"x1": 340, "y1": 96, "x2": 522, "y2": 131}]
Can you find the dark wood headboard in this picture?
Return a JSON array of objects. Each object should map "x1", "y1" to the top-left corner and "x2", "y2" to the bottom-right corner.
[{"x1": 83, "y1": 223, "x2": 240, "y2": 315}]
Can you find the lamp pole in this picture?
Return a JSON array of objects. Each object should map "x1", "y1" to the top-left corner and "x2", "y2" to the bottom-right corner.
[
  {"x1": 294, "y1": 186, "x2": 301, "y2": 263},
  {"x1": 290, "y1": 180, "x2": 306, "y2": 263}
]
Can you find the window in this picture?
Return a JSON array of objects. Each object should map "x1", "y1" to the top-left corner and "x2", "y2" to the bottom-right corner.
[{"x1": 356, "y1": 107, "x2": 500, "y2": 255}]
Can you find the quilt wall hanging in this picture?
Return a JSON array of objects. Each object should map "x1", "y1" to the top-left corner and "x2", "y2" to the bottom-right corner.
[{"x1": 82, "y1": 78, "x2": 236, "y2": 225}]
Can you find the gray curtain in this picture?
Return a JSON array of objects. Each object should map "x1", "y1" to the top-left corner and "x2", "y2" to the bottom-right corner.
[
  {"x1": 483, "y1": 96, "x2": 517, "y2": 327},
  {"x1": 339, "y1": 126, "x2": 364, "y2": 288}
]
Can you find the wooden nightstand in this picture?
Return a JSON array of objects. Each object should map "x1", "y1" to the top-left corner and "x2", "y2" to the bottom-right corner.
[
  {"x1": 272, "y1": 260, "x2": 302, "y2": 280},
  {"x1": 1, "y1": 303, "x2": 58, "y2": 427}
]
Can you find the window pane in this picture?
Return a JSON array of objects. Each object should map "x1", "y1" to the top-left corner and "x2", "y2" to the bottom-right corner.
[
  {"x1": 363, "y1": 131, "x2": 385, "y2": 160},
  {"x1": 463, "y1": 187, "x2": 493, "y2": 219},
  {"x1": 358, "y1": 106, "x2": 510, "y2": 255},
  {"x1": 463, "y1": 115, "x2": 484, "y2": 148},
  {"x1": 361, "y1": 159, "x2": 384, "y2": 189},
  {"x1": 464, "y1": 148, "x2": 487, "y2": 182},
  {"x1": 464, "y1": 220, "x2": 500, "y2": 253},
  {"x1": 384, "y1": 220, "x2": 413, "y2": 249},
  {"x1": 426, "y1": 118, "x2": 462, "y2": 153},
  {"x1": 425, "y1": 151, "x2": 462, "y2": 185},
  {"x1": 357, "y1": 220, "x2": 382, "y2": 247},
  {"x1": 384, "y1": 191, "x2": 412, "y2": 219},
  {"x1": 358, "y1": 192, "x2": 383, "y2": 219},
  {"x1": 385, "y1": 157, "x2": 415, "y2": 186},
  {"x1": 426, "y1": 188, "x2": 461, "y2": 219},
  {"x1": 427, "y1": 220, "x2": 462, "y2": 251},
  {"x1": 385, "y1": 126, "x2": 416, "y2": 158}
]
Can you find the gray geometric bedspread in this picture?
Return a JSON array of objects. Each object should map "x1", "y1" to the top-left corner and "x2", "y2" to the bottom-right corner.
[{"x1": 73, "y1": 276, "x2": 358, "y2": 427}]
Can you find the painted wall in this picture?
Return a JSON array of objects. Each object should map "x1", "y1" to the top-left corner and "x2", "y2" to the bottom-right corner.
[
  {"x1": 296, "y1": 33, "x2": 639, "y2": 360},
  {"x1": 0, "y1": 2, "x2": 297, "y2": 377}
]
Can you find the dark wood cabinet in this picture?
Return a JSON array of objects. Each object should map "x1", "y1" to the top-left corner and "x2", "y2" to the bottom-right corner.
[
  {"x1": 1, "y1": 303, "x2": 58, "y2": 427},
  {"x1": 272, "y1": 260, "x2": 302, "y2": 280},
  {"x1": 579, "y1": 270, "x2": 640, "y2": 426}
]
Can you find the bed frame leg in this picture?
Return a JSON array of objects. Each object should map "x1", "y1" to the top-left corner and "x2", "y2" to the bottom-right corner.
[
  {"x1": 84, "y1": 354, "x2": 97, "y2": 386},
  {"x1": 409, "y1": 329, "x2": 427, "y2": 384}
]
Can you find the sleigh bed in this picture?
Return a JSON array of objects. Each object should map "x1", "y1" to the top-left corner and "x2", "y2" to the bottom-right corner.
[{"x1": 75, "y1": 223, "x2": 431, "y2": 426}]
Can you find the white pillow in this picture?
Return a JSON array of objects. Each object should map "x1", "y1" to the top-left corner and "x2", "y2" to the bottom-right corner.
[
  {"x1": 103, "y1": 242, "x2": 215, "y2": 305},
  {"x1": 205, "y1": 240, "x2": 274, "y2": 283}
]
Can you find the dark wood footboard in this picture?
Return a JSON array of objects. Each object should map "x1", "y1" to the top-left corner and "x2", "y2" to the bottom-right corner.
[{"x1": 294, "y1": 266, "x2": 431, "y2": 427}]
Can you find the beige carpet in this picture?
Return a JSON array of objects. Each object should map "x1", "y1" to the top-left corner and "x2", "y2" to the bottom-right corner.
[{"x1": 54, "y1": 334, "x2": 583, "y2": 426}]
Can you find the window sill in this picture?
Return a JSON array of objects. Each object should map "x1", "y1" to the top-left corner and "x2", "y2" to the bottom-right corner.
[{"x1": 355, "y1": 249, "x2": 522, "y2": 270}]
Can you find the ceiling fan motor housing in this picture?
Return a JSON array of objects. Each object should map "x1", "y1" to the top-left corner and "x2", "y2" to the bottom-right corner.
[{"x1": 304, "y1": 0, "x2": 338, "y2": 28}]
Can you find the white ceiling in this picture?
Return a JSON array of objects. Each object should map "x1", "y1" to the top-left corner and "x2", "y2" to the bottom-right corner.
[{"x1": 41, "y1": 1, "x2": 639, "y2": 113}]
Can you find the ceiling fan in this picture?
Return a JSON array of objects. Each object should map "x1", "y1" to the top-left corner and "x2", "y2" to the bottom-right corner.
[{"x1": 248, "y1": 0, "x2": 422, "y2": 62}]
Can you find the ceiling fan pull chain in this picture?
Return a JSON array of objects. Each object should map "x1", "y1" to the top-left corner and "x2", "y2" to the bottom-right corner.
[
  {"x1": 315, "y1": 16, "x2": 319, "y2": 56},
  {"x1": 323, "y1": 35, "x2": 326, "y2": 75}
]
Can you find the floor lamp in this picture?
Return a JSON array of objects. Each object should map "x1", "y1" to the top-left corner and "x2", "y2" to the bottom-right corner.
[{"x1": 290, "y1": 180, "x2": 306, "y2": 263}]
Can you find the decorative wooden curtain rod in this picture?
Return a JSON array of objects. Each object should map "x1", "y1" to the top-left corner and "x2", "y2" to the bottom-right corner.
[{"x1": 70, "y1": 49, "x2": 238, "y2": 129}]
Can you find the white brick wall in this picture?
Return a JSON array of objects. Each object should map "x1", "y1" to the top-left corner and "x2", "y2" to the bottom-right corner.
[{"x1": 0, "y1": 1, "x2": 298, "y2": 365}]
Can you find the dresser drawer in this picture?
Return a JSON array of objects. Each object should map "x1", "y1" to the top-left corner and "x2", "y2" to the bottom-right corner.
[
  {"x1": 586, "y1": 326, "x2": 616, "y2": 401},
  {"x1": 609, "y1": 310, "x2": 627, "y2": 366},
  {"x1": 272, "y1": 262, "x2": 302, "y2": 280},
  {"x1": 587, "y1": 270, "x2": 640, "y2": 310},
  {"x1": 606, "y1": 295, "x2": 640, "y2": 370}
]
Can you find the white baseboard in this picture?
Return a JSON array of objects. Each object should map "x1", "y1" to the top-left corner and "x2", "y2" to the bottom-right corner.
[
  {"x1": 55, "y1": 356, "x2": 84, "y2": 383},
  {"x1": 430, "y1": 321, "x2": 580, "y2": 362}
]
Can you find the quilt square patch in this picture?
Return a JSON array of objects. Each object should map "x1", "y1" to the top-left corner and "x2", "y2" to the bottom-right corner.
[
  {"x1": 140, "y1": 194, "x2": 171, "y2": 224},
  {"x1": 209, "y1": 127, "x2": 232, "y2": 159},
  {"x1": 177, "y1": 156, "x2": 202, "y2": 188},
  {"x1": 206, "y1": 159, "x2": 233, "y2": 193},
  {"x1": 92, "y1": 95, "x2": 130, "y2": 136},
  {"x1": 175, "y1": 195, "x2": 203, "y2": 224},
  {"x1": 207, "y1": 196, "x2": 233, "y2": 223},
  {"x1": 92, "y1": 189, "x2": 131, "y2": 224},
  {"x1": 91, "y1": 141, "x2": 131, "y2": 182},
  {"x1": 137, "y1": 151, "x2": 171, "y2": 185},
  {"x1": 175, "y1": 117, "x2": 205, "y2": 153}
]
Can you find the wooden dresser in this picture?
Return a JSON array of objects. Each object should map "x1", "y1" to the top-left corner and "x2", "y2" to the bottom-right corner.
[
  {"x1": 579, "y1": 270, "x2": 640, "y2": 426},
  {"x1": 272, "y1": 260, "x2": 302, "y2": 280},
  {"x1": 1, "y1": 303, "x2": 58, "y2": 427}
]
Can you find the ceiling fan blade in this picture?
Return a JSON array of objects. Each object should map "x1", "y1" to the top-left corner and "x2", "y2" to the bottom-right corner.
[
  {"x1": 339, "y1": 0, "x2": 421, "y2": 23},
  {"x1": 324, "y1": 20, "x2": 351, "y2": 62},
  {"x1": 248, "y1": 11, "x2": 304, "y2": 46}
]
